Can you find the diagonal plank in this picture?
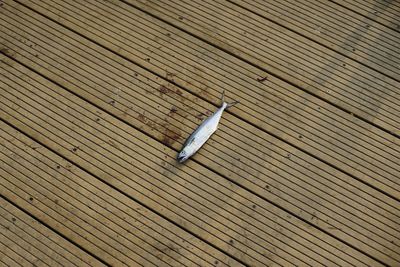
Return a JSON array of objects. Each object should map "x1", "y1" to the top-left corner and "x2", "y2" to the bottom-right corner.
[
  {"x1": 0, "y1": 249, "x2": 24, "y2": 267},
  {"x1": 330, "y1": 0, "x2": 400, "y2": 32},
  {"x1": 230, "y1": 0, "x2": 400, "y2": 80},
  {"x1": 0, "y1": 54, "x2": 385, "y2": 265},
  {"x1": 0, "y1": 122, "x2": 242, "y2": 267},
  {"x1": 0, "y1": 1, "x2": 399, "y2": 265},
  {"x1": 0, "y1": 234, "x2": 36, "y2": 266},
  {"x1": 0, "y1": 197, "x2": 106, "y2": 267},
  {"x1": 12, "y1": 0, "x2": 400, "y2": 200},
  {"x1": 121, "y1": 0, "x2": 400, "y2": 136}
]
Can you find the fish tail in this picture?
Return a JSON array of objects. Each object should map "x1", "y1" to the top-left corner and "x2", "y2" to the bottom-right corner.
[
  {"x1": 226, "y1": 101, "x2": 239, "y2": 108},
  {"x1": 221, "y1": 90, "x2": 239, "y2": 108}
]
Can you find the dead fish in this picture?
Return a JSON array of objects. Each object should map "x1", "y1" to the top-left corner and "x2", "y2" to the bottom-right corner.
[{"x1": 177, "y1": 90, "x2": 238, "y2": 163}]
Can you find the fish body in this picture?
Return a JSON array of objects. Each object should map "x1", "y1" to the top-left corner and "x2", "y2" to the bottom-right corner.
[{"x1": 177, "y1": 91, "x2": 237, "y2": 163}]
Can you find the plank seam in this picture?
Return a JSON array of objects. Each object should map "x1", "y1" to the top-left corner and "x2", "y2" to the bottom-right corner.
[
  {"x1": 0, "y1": 125, "x2": 231, "y2": 267},
  {"x1": 3, "y1": 39, "x2": 398, "y2": 244},
  {"x1": 227, "y1": 0, "x2": 400, "y2": 83},
  {"x1": 0, "y1": 205, "x2": 79, "y2": 266},
  {"x1": 0, "y1": 233, "x2": 40, "y2": 265},
  {"x1": 0, "y1": 149, "x2": 194, "y2": 267},
  {"x1": 151, "y1": 0, "x2": 400, "y2": 125},
  {"x1": 0, "y1": 52, "x2": 390, "y2": 266},
  {"x1": 23, "y1": 0, "x2": 400, "y2": 199},
  {"x1": 159, "y1": 0, "x2": 400, "y2": 119},
  {"x1": 328, "y1": 0, "x2": 400, "y2": 33},
  {"x1": 2, "y1": 1, "x2": 396, "y2": 264},
  {"x1": 0, "y1": 5, "x2": 396, "y2": 264},
  {"x1": 0, "y1": 194, "x2": 111, "y2": 267},
  {"x1": 2, "y1": 6, "x2": 399, "y2": 194},
  {"x1": 7, "y1": 1, "x2": 400, "y2": 193},
  {"x1": 118, "y1": 0, "x2": 400, "y2": 139},
  {"x1": 0, "y1": 118, "x2": 250, "y2": 265},
  {"x1": 3, "y1": 67, "x2": 390, "y2": 267},
  {"x1": 0, "y1": 71, "x2": 304, "y2": 266},
  {"x1": 9, "y1": 1, "x2": 400, "y2": 201},
  {"x1": 0, "y1": 249, "x2": 24, "y2": 267},
  {"x1": 1, "y1": 49, "x2": 380, "y2": 264},
  {"x1": 67, "y1": 0, "x2": 398, "y2": 161}
]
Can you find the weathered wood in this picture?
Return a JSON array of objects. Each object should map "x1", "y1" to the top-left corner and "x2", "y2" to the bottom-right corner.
[
  {"x1": 11, "y1": 0, "x2": 400, "y2": 199},
  {"x1": 119, "y1": 0, "x2": 400, "y2": 135},
  {"x1": 0, "y1": 122, "x2": 242, "y2": 266},
  {"x1": 230, "y1": 0, "x2": 400, "y2": 80},
  {"x1": 1, "y1": 0, "x2": 399, "y2": 265},
  {"x1": 331, "y1": 0, "x2": 400, "y2": 32},
  {"x1": 0, "y1": 197, "x2": 105, "y2": 267},
  {"x1": 0, "y1": 57, "x2": 383, "y2": 266}
]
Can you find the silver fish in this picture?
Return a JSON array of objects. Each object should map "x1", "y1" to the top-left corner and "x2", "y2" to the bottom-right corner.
[{"x1": 177, "y1": 91, "x2": 238, "y2": 163}]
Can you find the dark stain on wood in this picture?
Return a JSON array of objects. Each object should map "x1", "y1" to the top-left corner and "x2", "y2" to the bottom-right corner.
[
  {"x1": 107, "y1": 139, "x2": 119, "y2": 148},
  {"x1": 154, "y1": 243, "x2": 181, "y2": 260},
  {"x1": 158, "y1": 85, "x2": 183, "y2": 96},
  {"x1": 166, "y1": 71, "x2": 176, "y2": 80},
  {"x1": 137, "y1": 113, "x2": 156, "y2": 129},
  {"x1": 162, "y1": 128, "x2": 181, "y2": 146},
  {"x1": 196, "y1": 113, "x2": 205, "y2": 120},
  {"x1": 159, "y1": 85, "x2": 170, "y2": 94},
  {"x1": 169, "y1": 106, "x2": 178, "y2": 114},
  {"x1": 137, "y1": 113, "x2": 146, "y2": 123}
]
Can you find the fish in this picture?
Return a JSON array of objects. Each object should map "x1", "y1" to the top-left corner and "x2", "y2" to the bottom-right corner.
[{"x1": 177, "y1": 90, "x2": 238, "y2": 163}]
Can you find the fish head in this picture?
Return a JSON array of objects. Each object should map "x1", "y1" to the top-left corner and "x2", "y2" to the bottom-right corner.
[{"x1": 177, "y1": 149, "x2": 189, "y2": 163}]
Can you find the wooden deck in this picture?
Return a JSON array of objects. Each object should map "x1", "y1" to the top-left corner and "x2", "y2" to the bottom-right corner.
[{"x1": 1, "y1": 0, "x2": 399, "y2": 266}]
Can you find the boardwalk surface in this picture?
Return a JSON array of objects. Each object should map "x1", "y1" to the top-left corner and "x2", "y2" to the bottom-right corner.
[{"x1": 1, "y1": 0, "x2": 399, "y2": 266}]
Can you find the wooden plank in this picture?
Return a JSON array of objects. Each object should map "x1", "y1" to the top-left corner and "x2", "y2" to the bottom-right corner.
[
  {"x1": 0, "y1": 248, "x2": 24, "y2": 267},
  {"x1": 11, "y1": 0, "x2": 400, "y2": 200},
  {"x1": 230, "y1": 0, "x2": 400, "y2": 80},
  {"x1": 118, "y1": 0, "x2": 400, "y2": 136},
  {"x1": 0, "y1": 122, "x2": 242, "y2": 267},
  {"x1": 6, "y1": 0, "x2": 398, "y2": 207},
  {"x1": 0, "y1": 2, "x2": 399, "y2": 265},
  {"x1": 0, "y1": 197, "x2": 105, "y2": 267},
  {"x1": 0, "y1": 234, "x2": 34, "y2": 266},
  {"x1": 0, "y1": 55, "x2": 384, "y2": 265},
  {"x1": 331, "y1": 0, "x2": 400, "y2": 32}
]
